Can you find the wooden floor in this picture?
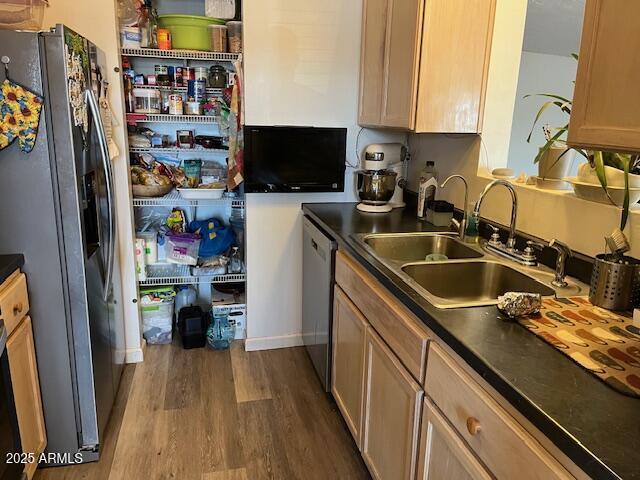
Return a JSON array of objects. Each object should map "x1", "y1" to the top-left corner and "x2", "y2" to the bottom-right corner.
[{"x1": 35, "y1": 342, "x2": 370, "y2": 480}]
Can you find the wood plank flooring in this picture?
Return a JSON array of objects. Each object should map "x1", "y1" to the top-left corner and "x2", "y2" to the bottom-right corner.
[{"x1": 35, "y1": 342, "x2": 369, "y2": 480}]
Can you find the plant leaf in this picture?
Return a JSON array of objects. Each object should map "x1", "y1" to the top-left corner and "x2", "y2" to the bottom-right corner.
[
  {"x1": 523, "y1": 93, "x2": 572, "y2": 105},
  {"x1": 526, "y1": 101, "x2": 569, "y2": 142},
  {"x1": 621, "y1": 158, "x2": 630, "y2": 231},
  {"x1": 571, "y1": 53, "x2": 579, "y2": 61},
  {"x1": 593, "y1": 151, "x2": 616, "y2": 205},
  {"x1": 534, "y1": 126, "x2": 568, "y2": 164}
]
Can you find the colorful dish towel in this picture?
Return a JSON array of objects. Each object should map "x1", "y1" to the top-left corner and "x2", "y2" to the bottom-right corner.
[
  {"x1": 0, "y1": 79, "x2": 43, "y2": 153},
  {"x1": 519, "y1": 297, "x2": 640, "y2": 398}
]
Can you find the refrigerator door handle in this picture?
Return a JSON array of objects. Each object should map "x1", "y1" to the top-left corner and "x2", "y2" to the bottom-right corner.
[{"x1": 85, "y1": 88, "x2": 115, "y2": 301}]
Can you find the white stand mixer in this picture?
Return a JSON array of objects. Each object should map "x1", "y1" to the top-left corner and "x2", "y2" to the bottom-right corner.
[{"x1": 356, "y1": 143, "x2": 408, "y2": 213}]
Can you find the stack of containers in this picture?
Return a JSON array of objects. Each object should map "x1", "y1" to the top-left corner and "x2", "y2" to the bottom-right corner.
[{"x1": 140, "y1": 286, "x2": 176, "y2": 345}]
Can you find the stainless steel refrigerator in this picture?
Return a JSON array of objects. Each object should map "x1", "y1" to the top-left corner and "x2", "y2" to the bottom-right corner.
[{"x1": 0, "y1": 25, "x2": 124, "y2": 464}]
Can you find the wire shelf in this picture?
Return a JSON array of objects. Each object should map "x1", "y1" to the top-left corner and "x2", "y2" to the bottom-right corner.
[
  {"x1": 127, "y1": 113, "x2": 221, "y2": 124},
  {"x1": 131, "y1": 85, "x2": 225, "y2": 95},
  {"x1": 122, "y1": 48, "x2": 240, "y2": 62},
  {"x1": 132, "y1": 191, "x2": 244, "y2": 208},
  {"x1": 139, "y1": 273, "x2": 245, "y2": 287},
  {"x1": 130, "y1": 147, "x2": 228, "y2": 155}
]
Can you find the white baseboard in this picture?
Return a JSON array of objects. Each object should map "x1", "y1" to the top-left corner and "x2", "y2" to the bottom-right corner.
[
  {"x1": 125, "y1": 347, "x2": 144, "y2": 363},
  {"x1": 245, "y1": 333, "x2": 304, "y2": 351}
]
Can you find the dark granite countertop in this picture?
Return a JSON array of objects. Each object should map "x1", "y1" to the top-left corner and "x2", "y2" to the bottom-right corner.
[
  {"x1": 0, "y1": 254, "x2": 23, "y2": 286},
  {"x1": 303, "y1": 202, "x2": 638, "y2": 480}
]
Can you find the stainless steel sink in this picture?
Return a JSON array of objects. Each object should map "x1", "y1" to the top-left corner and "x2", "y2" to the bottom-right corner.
[
  {"x1": 361, "y1": 233, "x2": 483, "y2": 263},
  {"x1": 401, "y1": 261, "x2": 556, "y2": 308}
]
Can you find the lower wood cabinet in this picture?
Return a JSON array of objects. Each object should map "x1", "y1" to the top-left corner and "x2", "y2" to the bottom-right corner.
[
  {"x1": 361, "y1": 328, "x2": 423, "y2": 480},
  {"x1": 7, "y1": 315, "x2": 47, "y2": 479},
  {"x1": 331, "y1": 286, "x2": 368, "y2": 446},
  {"x1": 417, "y1": 399, "x2": 492, "y2": 480}
]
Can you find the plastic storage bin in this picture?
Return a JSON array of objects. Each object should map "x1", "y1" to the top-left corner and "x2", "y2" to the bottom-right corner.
[
  {"x1": 140, "y1": 287, "x2": 175, "y2": 345},
  {"x1": 205, "y1": 0, "x2": 235, "y2": 20},
  {"x1": 158, "y1": 14, "x2": 224, "y2": 51},
  {"x1": 226, "y1": 21, "x2": 242, "y2": 53},
  {"x1": 133, "y1": 88, "x2": 161, "y2": 114},
  {"x1": 208, "y1": 24, "x2": 227, "y2": 53},
  {"x1": 0, "y1": 0, "x2": 48, "y2": 31}
]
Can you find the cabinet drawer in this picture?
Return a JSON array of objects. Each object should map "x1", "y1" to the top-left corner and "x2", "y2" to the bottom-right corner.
[
  {"x1": 0, "y1": 272, "x2": 29, "y2": 336},
  {"x1": 336, "y1": 250, "x2": 429, "y2": 383},
  {"x1": 425, "y1": 344, "x2": 573, "y2": 480}
]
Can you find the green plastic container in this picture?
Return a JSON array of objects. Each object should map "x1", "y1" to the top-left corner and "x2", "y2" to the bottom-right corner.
[{"x1": 158, "y1": 14, "x2": 224, "y2": 51}]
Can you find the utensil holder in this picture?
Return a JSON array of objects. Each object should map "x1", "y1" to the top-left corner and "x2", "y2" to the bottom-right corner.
[{"x1": 589, "y1": 254, "x2": 640, "y2": 311}]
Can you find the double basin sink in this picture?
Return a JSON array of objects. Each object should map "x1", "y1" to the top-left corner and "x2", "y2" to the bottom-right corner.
[{"x1": 354, "y1": 233, "x2": 558, "y2": 309}]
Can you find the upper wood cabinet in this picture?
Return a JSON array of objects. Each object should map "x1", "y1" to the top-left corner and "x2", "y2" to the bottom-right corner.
[
  {"x1": 568, "y1": 0, "x2": 640, "y2": 152},
  {"x1": 358, "y1": 0, "x2": 495, "y2": 133},
  {"x1": 331, "y1": 286, "x2": 368, "y2": 447}
]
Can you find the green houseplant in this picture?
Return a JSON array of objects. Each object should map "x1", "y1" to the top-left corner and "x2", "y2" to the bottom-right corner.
[{"x1": 526, "y1": 55, "x2": 640, "y2": 230}]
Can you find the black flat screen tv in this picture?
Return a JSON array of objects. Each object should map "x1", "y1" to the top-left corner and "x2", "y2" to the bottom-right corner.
[{"x1": 244, "y1": 126, "x2": 347, "y2": 193}]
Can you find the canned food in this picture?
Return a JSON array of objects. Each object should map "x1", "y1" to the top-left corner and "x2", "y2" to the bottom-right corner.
[
  {"x1": 168, "y1": 66, "x2": 183, "y2": 87},
  {"x1": 183, "y1": 67, "x2": 195, "y2": 83},
  {"x1": 169, "y1": 94, "x2": 183, "y2": 115},
  {"x1": 194, "y1": 67, "x2": 208, "y2": 85},
  {"x1": 157, "y1": 28, "x2": 172, "y2": 50},
  {"x1": 187, "y1": 79, "x2": 206, "y2": 102}
]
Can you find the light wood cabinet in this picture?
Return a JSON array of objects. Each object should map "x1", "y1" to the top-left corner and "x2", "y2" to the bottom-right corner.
[
  {"x1": 417, "y1": 399, "x2": 492, "y2": 480},
  {"x1": 568, "y1": 0, "x2": 640, "y2": 152},
  {"x1": 358, "y1": 0, "x2": 495, "y2": 132},
  {"x1": 361, "y1": 328, "x2": 423, "y2": 480},
  {"x1": 331, "y1": 286, "x2": 368, "y2": 447},
  {"x1": 7, "y1": 315, "x2": 46, "y2": 480}
]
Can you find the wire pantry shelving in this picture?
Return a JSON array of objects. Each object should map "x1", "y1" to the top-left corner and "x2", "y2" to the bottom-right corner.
[
  {"x1": 122, "y1": 48, "x2": 241, "y2": 62},
  {"x1": 139, "y1": 272, "x2": 245, "y2": 287},
  {"x1": 130, "y1": 146, "x2": 228, "y2": 155},
  {"x1": 131, "y1": 85, "x2": 225, "y2": 96},
  {"x1": 127, "y1": 113, "x2": 221, "y2": 124},
  {"x1": 132, "y1": 191, "x2": 244, "y2": 208}
]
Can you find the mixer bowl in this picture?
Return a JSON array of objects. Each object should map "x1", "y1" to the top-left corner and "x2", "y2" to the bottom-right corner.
[{"x1": 356, "y1": 170, "x2": 397, "y2": 205}]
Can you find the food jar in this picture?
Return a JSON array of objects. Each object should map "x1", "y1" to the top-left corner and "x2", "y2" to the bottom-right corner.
[
  {"x1": 168, "y1": 93, "x2": 184, "y2": 115},
  {"x1": 208, "y1": 24, "x2": 228, "y2": 52},
  {"x1": 208, "y1": 65, "x2": 227, "y2": 89},
  {"x1": 226, "y1": 21, "x2": 242, "y2": 53},
  {"x1": 185, "y1": 101, "x2": 203, "y2": 116},
  {"x1": 194, "y1": 66, "x2": 209, "y2": 85},
  {"x1": 133, "y1": 88, "x2": 161, "y2": 114},
  {"x1": 157, "y1": 28, "x2": 172, "y2": 50}
]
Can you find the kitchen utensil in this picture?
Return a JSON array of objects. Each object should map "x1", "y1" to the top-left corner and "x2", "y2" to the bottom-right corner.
[
  {"x1": 589, "y1": 254, "x2": 640, "y2": 310},
  {"x1": 605, "y1": 228, "x2": 631, "y2": 260},
  {"x1": 355, "y1": 170, "x2": 397, "y2": 213},
  {"x1": 157, "y1": 14, "x2": 224, "y2": 51}
]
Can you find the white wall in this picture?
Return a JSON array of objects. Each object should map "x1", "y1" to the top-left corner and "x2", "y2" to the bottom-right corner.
[
  {"x1": 43, "y1": 1, "x2": 143, "y2": 362},
  {"x1": 507, "y1": 51, "x2": 578, "y2": 176},
  {"x1": 243, "y1": 0, "x2": 403, "y2": 350}
]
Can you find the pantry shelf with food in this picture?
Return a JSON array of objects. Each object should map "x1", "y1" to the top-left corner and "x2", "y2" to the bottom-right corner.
[
  {"x1": 121, "y1": 47, "x2": 240, "y2": 62},
  {"x1": 122, "y1": 7, "x2": 247, "y2": 349}
]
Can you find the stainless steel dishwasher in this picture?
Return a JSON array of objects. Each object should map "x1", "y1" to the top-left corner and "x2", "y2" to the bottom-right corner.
[{"x1": 302, "y1": 216, "x2": 337, "y2": 392}]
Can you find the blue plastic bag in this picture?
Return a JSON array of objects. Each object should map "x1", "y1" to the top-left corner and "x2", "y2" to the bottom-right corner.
[{"x1": 188, "y1": 218, "x2": 235, "y2": 258}]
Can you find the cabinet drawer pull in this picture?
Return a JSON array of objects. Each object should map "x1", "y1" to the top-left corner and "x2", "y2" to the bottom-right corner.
[
  {"x1": 466, "y1": 416, "x2": 482, "y2": 436},
  {"x1": 13, "y1": 302, "x2": 23, "y2": 315}
]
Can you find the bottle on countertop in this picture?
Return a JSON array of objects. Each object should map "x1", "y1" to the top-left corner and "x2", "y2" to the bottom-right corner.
[{"x1": 417, "y1": 161, "x2": 438, "y2": 218}]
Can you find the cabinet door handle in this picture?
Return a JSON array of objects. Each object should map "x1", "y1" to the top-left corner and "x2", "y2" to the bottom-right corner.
[
  {"x1": 13, "y1": 302, "x2": 23, "y2": 315},
  {"x1": 466, "y1": 416, "x2": 482, "y2": 436}
]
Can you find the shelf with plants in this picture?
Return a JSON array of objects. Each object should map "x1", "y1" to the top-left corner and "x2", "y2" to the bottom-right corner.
[
  {"x1": 122, "y1": 47, "x2": 240, "y2": 62},
  {"x1": 132, "y1": 191, "x2": 244, "y2": 208}
]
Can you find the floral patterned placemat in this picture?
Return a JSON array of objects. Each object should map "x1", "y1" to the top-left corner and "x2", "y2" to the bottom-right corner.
[{"x1": 519, "y1": 297, "x2": 640, "y2": 398}]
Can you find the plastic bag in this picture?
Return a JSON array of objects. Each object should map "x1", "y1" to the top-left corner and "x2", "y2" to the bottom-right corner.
[
  {"x1": 189, "y1": 219, "x2": 235, "y2": 258},
  {"x1": 165, "y1": 233, "x2": 201, "y2": 265}
]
